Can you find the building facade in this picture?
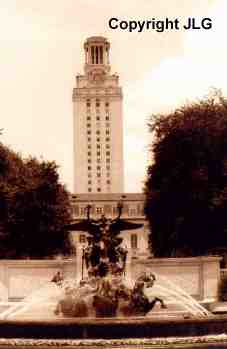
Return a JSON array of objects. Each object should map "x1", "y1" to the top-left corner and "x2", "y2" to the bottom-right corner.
[
  {"x1": 73, "y1": 36, "x2": 124, "y2": 194},
  {"x1": 71, "y1": 193, "x2": 149, "y2": 258}
]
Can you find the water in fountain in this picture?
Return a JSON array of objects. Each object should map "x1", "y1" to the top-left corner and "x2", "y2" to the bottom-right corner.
[
  {"x1": 144, "y1": 274, "x2": 210, "y2": 317},
  {"x1": 0, "y1": 269, "x2": 210, "y2": 320},
  {"x1": 0, "y1": 280, "x2": 63, "y2": 320}
]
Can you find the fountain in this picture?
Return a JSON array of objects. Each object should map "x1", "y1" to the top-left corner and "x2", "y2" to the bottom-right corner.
[{"x1": 0, "y1": 203, "x2": 226, "y2": 348}]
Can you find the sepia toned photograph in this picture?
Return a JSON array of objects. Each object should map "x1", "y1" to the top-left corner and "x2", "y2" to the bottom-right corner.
[{"x1": 0, "y1": 0, "x2": 227, "y2": 348}]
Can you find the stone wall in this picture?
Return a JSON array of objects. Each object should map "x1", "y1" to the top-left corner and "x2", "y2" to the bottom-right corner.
[
  {"x1": 0, "y1": 256, "x2": 221, "y2": 302},
  {"x1": 130, "y1": 256, "x2": 221, "y2": 301},
  {"x1": 0, "y1": 259, "x2": 77, "y2": 301}
]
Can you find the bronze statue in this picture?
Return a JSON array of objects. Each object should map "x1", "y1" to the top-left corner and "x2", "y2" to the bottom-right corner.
[
  {"x1": 66, "y1": 202, "x2": 143, "y2": 278},
  {"x1": 59, "y1": 202, "x2": 168, "y2": 318}
]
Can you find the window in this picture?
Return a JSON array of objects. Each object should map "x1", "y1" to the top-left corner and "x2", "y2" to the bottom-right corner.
[
  {"x1": 107, "y1": 180, "x2": 110, "y2": 184},
  {"x1": 88, "y1": 159, "x2": 91, "y2": 164},
  {"x1": 113, "y1": 206, "x2": 118, "y2": 215},
  {"x1": 129, "y1": 208, "x2": 136, "y2": 216},
  {"x1": 88, "y1": 151, "x2": 91, "y2": 156},
  {"x1": 87, "y1": 116, "x2": 91, "y2": 121},
  {"x1": 97, "y1": 151, "x2": 101, "y2": 156},
  {"x1": 88, "y1": 144, "x2": 91, "y2": 149},
  {"x1": 96, "y1": 207, "x2": 103, "y2": 214},
  {"x1": 88, "y1": 173, "x2": 92, "y2": 178},
  {"x1": 97, "y1": 166, "x2": 101, "y2": 170},
  {"x1": 106, "y1": 172, "x2": 110, "y2": 177},
  {"x1": 73, "y1": 205, "x2": 79, "y2": 217},
  {"x1": 106, "y1": 151, "x2": 110, "y2": 156},
  {"x1": 106, "y1": 165, "x2": 110, "y2": 170},
  {"x1": 97, "y1": 173, "x2": 101, "y2": 177},
  {"x1": 96, "y1": 99, "x2": 100, "y2": 107},
  {"x1": 87, "y1": 123, "x2": 91, "y2": 128},
  {"x1": 122, "y1": 204, "x2": 129, "y2": 215},
  {"x1": 106, "y1": 158, "x2": 110, "y2": 163},
  {"x1": 96, "y1": 116, "x2": 100, "y2": 121},
  {"x1": 106, "y1": 129, "x2": 110, "y2": 135},
  {"x1": 105, "y1": 102, "x2": 109, "y2": 107},
  {"x1": 96, "y1": 130, "x2": 100, "y2": 135},
  {"x1": 87, "y1": 137, "x2": 91, "y2": 142},
  {"x1": 79, "y1": 234, "x2": 86, "y2": 243},
  {"x1": 137, "y1": 204, "x2": 143, "y2": 216},
  {"x1": 106, "y1": 116, "x2": 109, "y2": 121},
  {"x1": 131, "y1": 234, "x2": 138, "y2": 249},
  {"x1": 106, "y1": 144, "x2": 110, "y2": 149},
  {"x1": 80, "y1": 207, "x2": 87, "y2": 216},
  {"x1": 88, "y1": 166, "x2": 92, "y2": 170},
  {"x1": 86, "y1": 99, "x2": 91, "y2": 107},
  {"x1": 87, "y1": 130, "x2": 91, "y2": 135},
  {"x1": 97, "y1": 158, "x2": 101, "y2": 163},
  {"x1": 88, "y1": 180, "x2": 92, "y2": 184},
  {"x1": 97, "y1": 138, "x2": 100, "y2": 142},
  {"x1": 106, "y1": 137, "x2": 110, "y2": 142},
  {"x1": 97, "y1": 144, "x2": 101, "y2": 149},
  {"x1": 88, "y1": 187, "x2": 92, "y2": 192},
  {"x1": 104, "y1": 204, "x2": 112, "y2": 215},
  {"x1": 97, "y1": 188, "x2": 101, "y2": 192}
]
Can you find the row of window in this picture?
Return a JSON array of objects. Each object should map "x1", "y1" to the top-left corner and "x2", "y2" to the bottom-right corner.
[
  {"x1": 79, "y1": 233, "x2": 138, "y2": 249},
  {"x1": 88, "y1": 151, "x2": 110, "y2": 156},
  {"x1": 87, "y1": 158, "x2": 110, "y2": 168},
  {"x1": 86, "y1": 99, "x2": 109, "y2": 108},
  {"x1": 87, "y1": 130, "x2": 110, "y2": 135},
  {"x1": 87, "y1": 171, "x2": 110, "y2": 177},
  {"x1": 88, "y1": 179, "x2": 111, "y2": 184},
  {"x1": 87, "y1": 137, "x2": 110, "y2": 142},
  {"x1": 87, "y1": 116, "x2": 110, "y2": 121},
  {"x1": 72, "y1": 204, "x2": 144, "y2": 217},
  {"x1": 88, "y1": 144, "x2": 110, "y2": 149},
  {"x1": 87, "y1": 123, "x2": 110, "y2": 127},
  {"x1": 88, "y1": 188, "x2": 101, "y2": 192},
  {"x1": 87, "y1": 165, "x2": 110, "y2": 170},
  {"x1": 88, "y1": 165, "x2": 110, "y2": 170}
]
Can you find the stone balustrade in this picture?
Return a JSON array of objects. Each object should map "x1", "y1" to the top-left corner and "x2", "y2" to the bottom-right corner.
[{"x1": 0, "y1": 256, "x2": 221, "y2": 302}]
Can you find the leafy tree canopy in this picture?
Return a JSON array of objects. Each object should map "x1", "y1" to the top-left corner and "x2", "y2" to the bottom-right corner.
[
  {"x1": 144, "y1": 90, "x2": 227, "y2": 257},
  {"x1": 0, "y1": 142, "x2": 73, "y2": 258}
]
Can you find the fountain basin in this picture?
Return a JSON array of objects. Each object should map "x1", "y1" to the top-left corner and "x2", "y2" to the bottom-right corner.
[{"x1": 0, "y1": 316, "x2": 226, "y2": 339}]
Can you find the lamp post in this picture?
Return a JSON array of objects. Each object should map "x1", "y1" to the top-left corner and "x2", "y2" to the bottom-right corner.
[{"x1": 117, "y1": 200, "x2": 123, "y2": 218}]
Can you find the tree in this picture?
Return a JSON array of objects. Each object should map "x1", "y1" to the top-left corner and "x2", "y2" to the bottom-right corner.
[
  {"x1": 0, "y1": 142, "x2": 73, "y2": 258},
  {"x1": 144, "y1": 91, "x2": 227, "y2": 257}
]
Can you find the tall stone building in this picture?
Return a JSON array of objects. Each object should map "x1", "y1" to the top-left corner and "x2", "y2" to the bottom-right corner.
[
  {"x1": 71, "y1": 36, "x2": 149, "y2": 257},
  {"x1": 72, "y1": 36, "x2": 124, "y2": 194}
]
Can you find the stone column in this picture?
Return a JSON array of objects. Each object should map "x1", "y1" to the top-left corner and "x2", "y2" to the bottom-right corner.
[
  {"x1": 76, "y1": 245, "x2": 84, "y2": 283},
  {"x1": 125, "y1": 248, "x2": 133, "y2": 287}
]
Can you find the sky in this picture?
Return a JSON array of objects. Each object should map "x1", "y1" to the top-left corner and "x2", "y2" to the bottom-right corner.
[{"x1": 0, "y1": 0, "x2": 226, "y2": 193}]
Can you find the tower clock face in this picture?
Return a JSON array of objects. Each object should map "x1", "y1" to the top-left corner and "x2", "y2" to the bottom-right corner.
[
  {"x1": 89, "y1": 69, "x2": 105, "y2": 84},
  {"x1": 93, "y1": 73, "x2": 103, "y2": 82}
]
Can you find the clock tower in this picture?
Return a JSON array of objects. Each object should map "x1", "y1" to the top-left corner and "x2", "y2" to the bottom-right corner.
[{"x1": 72, "y1": 37, "x2": 124, "y2": 194}]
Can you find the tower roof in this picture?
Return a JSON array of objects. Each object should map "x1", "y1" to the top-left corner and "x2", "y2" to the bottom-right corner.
[{"x1": 85, "y1": 36, "x2": 109, "y2": 44}]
